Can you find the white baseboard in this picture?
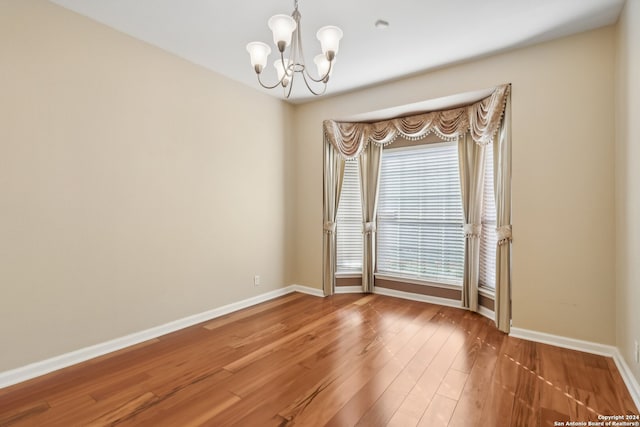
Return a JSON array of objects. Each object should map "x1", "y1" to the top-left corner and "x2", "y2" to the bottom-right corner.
[
  {"x1": 0, "y1": 284, "x2": 320, "y2": 389},
  {"x1": 510, "y1": 327, "x2": 640, "y2": 410},
  {"x1": 374, "y1": 286, "x2": 496, "y2": 323},
  {"x1": 477, "y1": 305, "x2": 495, "y2": 321},
  {"x1": 335, "y1": 286, "x2": 363, "y2": 294},
  {"x1": 612, "y1": 348, "x2": 640, "y2": 411},
  {"x1": 289, "y1": 284, "x2": 325, "y2": 297},
  {"x1": 373, "y1": 286, "x2": 464, "y2": 309},
  {"x1": 509, "y1": 327, "x2": 617, "y2": 357}
]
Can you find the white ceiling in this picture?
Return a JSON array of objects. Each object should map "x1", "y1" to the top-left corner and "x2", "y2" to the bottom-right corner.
[{"x1": 49, "y1": 0, "x2": 623, "y2": 103}]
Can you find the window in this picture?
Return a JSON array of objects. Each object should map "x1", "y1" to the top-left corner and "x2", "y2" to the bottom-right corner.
[
  {"x1": 377, "y1": 142, "x2": 465, "y2": 284},
  {"x1": 479, "y1": 147, "x2": 497, "y2": 288},
  {"x1": 336, "y1": 160, "x2": 362, "y2": 273},
  {"x1": 337, "y1": 141, "x2": 497, "y2": 287}
]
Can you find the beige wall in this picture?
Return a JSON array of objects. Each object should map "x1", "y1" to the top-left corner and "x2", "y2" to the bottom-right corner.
[
  {"x1": 615, "y1": 0, "x2": 640, "y2": 383},
  {"x1": 0, "y1": 0, "x2": 628, "y2": 376},
  {"x1": 291, "y1": 27, "x2": 617, "y2": 345},
  {"x1": 0, "y1": 1, "x2": 293, "y2": 372}
]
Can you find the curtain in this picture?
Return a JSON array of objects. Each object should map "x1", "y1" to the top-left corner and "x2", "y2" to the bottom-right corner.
[
  {"x1": 494, "y1": 96, "x2": 512, "y2": 333},
  {"x1": 458, "y1": 133, "x2": 486, "y2": 312},
  {"x1": 322, "y1": 84, "x2": 511, "y2": 328},
  {"x1": 323, "y1": 84, "x2": 510, "y2": 157},
  {"x1": 359, "y1": 142, "x2": 383, "y2": 293},
  {"x1": 323, "y1": 120, "x2": 368, "y2": 160},
  {"x1": 322, "y1": 136, "x2": 345, "y2": 296}
]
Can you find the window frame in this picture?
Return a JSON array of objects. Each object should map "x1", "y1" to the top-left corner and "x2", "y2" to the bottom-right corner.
[
  {"x1": 334, "y1": 136, "x2": 499, "y2": 297},
  {"x1": 479, "y1": 144, "x2": 497, "y2": 292},
  {"x1": 335, "y1": 159, "x2": 363, "y2": 275},
  {"x1": 375, "y1": 140, "x2": 465, "y2": 287}
]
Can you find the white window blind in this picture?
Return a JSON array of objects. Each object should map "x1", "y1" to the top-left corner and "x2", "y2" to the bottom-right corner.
[
  {"x1": 377, "y1": 143, "x2": 465, "y2": 284},
  {"x1": 336, "y1": 160, "x2": 363, "y2": 273},
  {"x1": 479, "y1": 146, "x2": 497, "y2": 288}
]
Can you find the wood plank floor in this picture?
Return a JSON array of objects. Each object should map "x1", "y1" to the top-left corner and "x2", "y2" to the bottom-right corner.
[{"x1": 0, "y1": 293, "x2": 637, "y2": 426}]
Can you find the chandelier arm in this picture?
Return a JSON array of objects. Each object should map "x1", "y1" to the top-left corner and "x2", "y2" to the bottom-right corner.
[
  {"x1": 257, "y1": 51, "x2": 291, "y2": 90},
  {"x1": 284, "y1": 70, "x2": 295, "y2": 98},
  {"x1": 281, "y1": 51, "x2": 294, "y2": 78},
  {"x1": 300, "y1": 71, "x2": 328, "y2": 96},
  {"x1": 256, "y1": 73, "x2": 286, "y2": 90}
]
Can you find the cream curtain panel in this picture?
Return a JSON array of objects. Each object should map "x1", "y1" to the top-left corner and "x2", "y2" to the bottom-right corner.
[
  {"x1": 494, "y1": 96, "x2": 512, "y2": 333},
  {"x1": 322, "y1": 136, "x2": 345, "y2": 296},
  {"x1": 322, "y1": 84, "x2": 511, "y2": 331},
  {"x1": 359, "y1": 142, "x2": 383, "y2": 293},
  {"x1": 459, "y1": 133, "x2": 486, "y2": 312}
]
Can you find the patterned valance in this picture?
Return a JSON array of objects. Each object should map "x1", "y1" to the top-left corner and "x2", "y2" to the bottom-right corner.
[{"x1": 323, "y1": 84, "x2": 510, "y2": 160}]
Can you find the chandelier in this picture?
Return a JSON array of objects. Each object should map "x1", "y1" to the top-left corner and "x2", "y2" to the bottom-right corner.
[{"x1": 246, "y1": 0, "x2": 343, "y2": 98}]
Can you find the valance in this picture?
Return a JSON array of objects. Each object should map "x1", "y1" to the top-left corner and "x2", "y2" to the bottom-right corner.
[{"x1": 323, "y1": 84, "x2": 510, "y2": 160}]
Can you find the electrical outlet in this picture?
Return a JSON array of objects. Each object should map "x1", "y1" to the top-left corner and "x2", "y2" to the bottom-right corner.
[
  {"x1": 635, "y1": 340, "x2": 639, "y2": 364},
  {"x1": 254, "y1": 275, "x2": 260, "y2": 287}
]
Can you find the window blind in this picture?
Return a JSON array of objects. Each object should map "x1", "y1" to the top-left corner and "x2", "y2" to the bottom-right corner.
[
  {"x1": 479, "y1": 146, "x2": 497, "y2": 288},
  {"x1": 336, "y1": 160, "x2": 363, "y2": 273},
  {"x1": 377, "y1": 143, "x2": 464, "y2": 284}
]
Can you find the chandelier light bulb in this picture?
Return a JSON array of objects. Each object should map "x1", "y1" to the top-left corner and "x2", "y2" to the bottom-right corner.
[
  {"x1": 314, "y1": 54, "x2": 334, "y2": 81},
  {"x1": 246, "y1": 42, "x2": 271, "y2": 74},
  {"x1": 316, "y1": 25, "x2": 343, "y2": 60},
  {"x1": 268, "y1": 14, "x2": 297, "y2": 52},
  {"x1": 274, "y1": 58, "x2": 291, "y2": 87}
]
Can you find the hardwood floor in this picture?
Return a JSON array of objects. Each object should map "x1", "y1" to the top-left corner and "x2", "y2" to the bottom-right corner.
[{"x1": 0, "y1": 292, "x2": 637, "y2": 426}]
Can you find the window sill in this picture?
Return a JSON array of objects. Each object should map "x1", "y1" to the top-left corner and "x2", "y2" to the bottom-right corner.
[
  {"x1": 479, "y1": 286, "x2": 495, "y2": 299},
  {"x1": 374, "y1": 273, "x2": 461, "y2": 291}
]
